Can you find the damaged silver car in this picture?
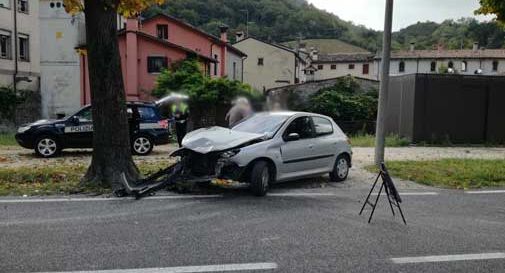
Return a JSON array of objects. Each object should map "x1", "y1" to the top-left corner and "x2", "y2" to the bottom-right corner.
[{"x1": 121, "y1": 112, "x2": 352, "y2": 198}]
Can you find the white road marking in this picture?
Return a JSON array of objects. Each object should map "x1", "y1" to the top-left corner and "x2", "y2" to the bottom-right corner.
[
  {"x1": 391, "y1": 252, "x2": 505, "y2": 264},
  {"x1": 371, "y1": 192, "x2": 439, "y2": 196},
  {"x1": 35, "y1": 263, "x2": 278, "y2": 273},
  {"x1": 0, "y1": 195, "x2": 222, "y2": 203},
  {"x1": 466, "y1": 190, "x2": 505, "y2": 194},
  {"x1": 268, "y1": 193, "x2": 336, "y2": 197}
]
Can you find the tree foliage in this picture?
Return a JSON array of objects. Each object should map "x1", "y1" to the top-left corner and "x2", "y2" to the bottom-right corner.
[
  {"x1": 392, "y1": 18, "x2": 505, "y2": 50},
  {"x1": 142, "y1": 0, "x2": 505, "y2": 52},
  {"x1": 476, "y1": 0, "x2": 505, "y2": 23},
  {"x1": 64, "y1": 0, "x2": 165, "y2": 16},
  {"x1": 306, "y1": 76, "x2": 378, "y2": 123},
  {"x1": 154, "y1": 59, "x2": 261, "y2": 105}
]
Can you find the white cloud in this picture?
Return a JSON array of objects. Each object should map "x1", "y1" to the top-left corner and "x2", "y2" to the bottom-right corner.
[{"x1": 308, "y1": 0, "x2": 495, "y2": 31}]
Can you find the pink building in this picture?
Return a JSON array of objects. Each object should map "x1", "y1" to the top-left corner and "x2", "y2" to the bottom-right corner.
[{"x1": 80, "y1": 14, "x2": 246, "y2": 103}]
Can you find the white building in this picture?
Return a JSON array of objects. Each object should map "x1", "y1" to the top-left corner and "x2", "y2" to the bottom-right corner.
[
  {"x1": 310, "y1": 43, "x2": 505, "y2": 82},
  {"x1": 0, "y1": 0, "x2": 40, "y2": 91},
  {"x1": 39, "y1": 0, "x2": 84, "y2": 118}
]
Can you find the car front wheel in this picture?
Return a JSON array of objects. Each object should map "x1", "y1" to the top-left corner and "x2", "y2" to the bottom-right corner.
[
  {"x1": 132, "y1": 135, "x2": 153, "y2": 156},
  {"x1": 330, "y1": 154, "x2": 350, "y2": 182},
  {"x1": 250, "y1": 161, "x2": 272, "y2": 196},
  {"x1": 35, "y1": 136, "x2": 60, "y2": 158}
]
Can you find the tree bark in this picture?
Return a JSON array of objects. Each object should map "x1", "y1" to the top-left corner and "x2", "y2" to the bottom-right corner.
[{"x1": 81, "y1": 0, "x2": 140, "y2": 190}]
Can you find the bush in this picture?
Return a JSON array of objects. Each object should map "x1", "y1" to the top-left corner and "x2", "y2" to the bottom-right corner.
[
  {"x1": 304, "y1": 76, "x2": 378, "y2": 134},
  {"x1": 0, "y1": 86, "x2": 28, "y2": 120},
  {"x1": 153, "y1": 59, "x2": 262, "y2": 127},
  {"x1": 153, "y1": 59, "x2": 261, "y2": 105}
]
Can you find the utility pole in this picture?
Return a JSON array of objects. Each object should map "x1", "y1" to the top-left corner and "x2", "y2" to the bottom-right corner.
[{"x1": 374, "y1": 0, "x2": 394, "y2": 166}]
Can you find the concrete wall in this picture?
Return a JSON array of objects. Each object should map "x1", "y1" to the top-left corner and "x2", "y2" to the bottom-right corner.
[
  {"x1": 386, "y1": 74, "x2": 505, "y2": 144},
  {"x1": 267, "y1": 76, "x2": 379, "y2": 110},
  {"x1": 313, "y1": 62, "x2": 376, "y2": 81},
  {"x1": 383, "y1": 59, "x2": 505, "y2": 77},
  {"x1": 234, "y1": 38, "x2": 296, "y2": 92},
  {"x1": 227, "y1": 50, "x2": 243, "y2": 82},
  {"x1": 0, "y1": 0, "x2": 40, "y2": 91},
  {"x1": 39, "y1": 0, "x2": 82, "y2": 118}
]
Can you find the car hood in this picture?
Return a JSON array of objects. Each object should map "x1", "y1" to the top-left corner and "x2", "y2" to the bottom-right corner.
[
  {"x1": 24, "y1": 119, "x2": 61, "y2": 127},
  {"x1": 182, "y1": 126, "x2": 265, "y2": 154}
]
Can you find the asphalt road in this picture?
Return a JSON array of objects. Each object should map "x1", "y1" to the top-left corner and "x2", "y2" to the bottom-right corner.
[{"x1": 1, "y1": 175, "x2": 505, "y2": 273}]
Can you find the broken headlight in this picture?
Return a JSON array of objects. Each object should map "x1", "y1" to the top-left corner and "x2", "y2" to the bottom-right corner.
[{"x1": 220, "y1": 148, "x2": 241, "y2": 158}]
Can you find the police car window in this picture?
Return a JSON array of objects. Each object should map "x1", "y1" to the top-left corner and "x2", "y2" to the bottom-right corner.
[
  {"x1": 138, "y1": 107, "x2": 157, "y2": 120},
  {"x1": 75, "y1": 108, "x2": 92, "y2": 122},
  {"x1": 312, "y1": 117, "x2": 333, "y2": 136}
]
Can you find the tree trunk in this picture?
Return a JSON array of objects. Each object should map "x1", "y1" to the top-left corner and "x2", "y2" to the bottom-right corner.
[{"x1": 81, "y1": 0, "x2": 140, "y2": 190}]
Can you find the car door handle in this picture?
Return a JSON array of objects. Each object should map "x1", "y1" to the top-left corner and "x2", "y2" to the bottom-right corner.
[{"x1": 308, "y1": 144, "x2": 314, "y2": 149}]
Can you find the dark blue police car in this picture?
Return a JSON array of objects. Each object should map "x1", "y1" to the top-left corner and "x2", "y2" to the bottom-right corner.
[{"x1": 15, "y1": 102, "x2": 170, "y2": 157}]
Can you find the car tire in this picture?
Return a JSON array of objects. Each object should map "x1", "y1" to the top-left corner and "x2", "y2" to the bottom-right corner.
[
  {"x1": 250, "y1": 161, "x2": 272, "y2": 197},
  {"x1": 330, "y1": 154, "x2": 350, "y2": 182},
  {"x1": 34, "y1": 136, "x2": 61, "y2": 158},
  {"x1": 132, "y1": 135, "x2": 154, "y2": 156}
]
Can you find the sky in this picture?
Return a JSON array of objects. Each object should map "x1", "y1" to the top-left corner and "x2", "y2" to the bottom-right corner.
[{"x1": 307, "y1": 0, "x2": 496, "y2": 31}]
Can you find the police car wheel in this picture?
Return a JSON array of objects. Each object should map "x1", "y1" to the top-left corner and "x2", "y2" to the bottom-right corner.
[
  {"x1": 132, "y1": 136, "x2": 153, "y2": 155},
  {"x1": 35, "y1": 136, "x2": 60, "y2": 158}
]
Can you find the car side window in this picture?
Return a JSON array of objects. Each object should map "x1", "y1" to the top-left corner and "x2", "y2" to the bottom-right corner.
[
  {"x1": 312, "y1": 117, "x2": 333, "y2": 136},
  {"x1": 74, "y1": 108, "x2": 92, "y2": 122},
  {"x1": 284, "y1": 117, "x2": 315, "y2": 139}
]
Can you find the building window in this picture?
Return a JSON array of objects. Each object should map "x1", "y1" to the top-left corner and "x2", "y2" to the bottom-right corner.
[
  {"x1": 348, "y1": 64, "x2": 355, "y2": 70},
  {"x1": 156, "y1": 24, "x2": 168, "y2": 40},
  {"x1": 399, "y1": 61, "x2": 405, "y2": 73},
  {"x1": 448, "y1": 61, "x2": 454, "y2": 69},
  {"x1": 461, "y1": 61, "x2": 467, "y2": 72},
  {"x1": 330, "y1": 64, "x2": 337, "y2": 70},
  {"x1": 18, "y1": 34, "x2": 29, "y2": 61},
  {"x1": 257, "y1": 58, "x2": 264, "y2": 66},
  {"x1": 147, "y1": 56, "x2": 168, "y2": 73},
  {"x1": 0, "y1": 0, "x2": 10, "y2": 8},
  {"x1": 317, "y1": 64, "x2": 324, "y2": 70},
  {"x1": 233, "y1": 62, "x2": 237, "y2": 80},
  {"x1": 430, "y1": 61, "x2": 436, "y2": 72},
  {"x1": 214, "y1": 54, "x2": 218, "y2": 75},
  {"x1": 0, "y1": 30, "x2": 11, "y2": 59},
  {"x1": 493, "y1": 61, "x2": 499, "y2": 72},
  {"x1": 362, "y1": 63, "x2": 369, "y2": 75},
  {"x1": 17, "y1": 0, "x2": 28, "y2": 13}
]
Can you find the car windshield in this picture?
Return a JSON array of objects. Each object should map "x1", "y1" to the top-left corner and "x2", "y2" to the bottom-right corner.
[{"x1": 232, "y1": 113, "x2": 290, "y2": 137}]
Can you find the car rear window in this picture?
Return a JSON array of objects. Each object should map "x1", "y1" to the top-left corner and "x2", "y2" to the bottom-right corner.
[{"x1": 138, "y1": 107, "x2": 158, "y2": 120}]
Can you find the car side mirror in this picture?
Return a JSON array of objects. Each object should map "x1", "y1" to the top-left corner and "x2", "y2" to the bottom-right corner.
[{"x1": 285, "y1": 133, "x2": 300, "y2": 141}]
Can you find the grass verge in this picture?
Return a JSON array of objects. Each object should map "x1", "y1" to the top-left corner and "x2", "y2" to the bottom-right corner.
[
  {"x1": 0, "y1": 161, "x2": 173, "y2": 196},
  {"x1": 0, "y1": 133, "x2": 17, "y2": 146},
  {"x1": 365, "y1": 159, "x2": 505, "y2": 189},
  {"x1": 350, "y1": 134, "x2": 410, "y2": 147}
]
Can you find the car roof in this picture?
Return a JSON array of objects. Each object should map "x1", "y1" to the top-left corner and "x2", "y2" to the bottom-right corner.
[
  {"x1": 82, "y1": 101, "x2": 155, "y2": 108},
  {"x1": 255, "y1": 111, "x2": 333, "y2": 120}
]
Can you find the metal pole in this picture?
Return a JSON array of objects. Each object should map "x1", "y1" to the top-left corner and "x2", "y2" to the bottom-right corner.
[
  {"x1": 374, "y1": 0, "x2": 394, "y2": 166},
  {"x1": 13, "y1": 0, "x2": 18, "y2": 93}
]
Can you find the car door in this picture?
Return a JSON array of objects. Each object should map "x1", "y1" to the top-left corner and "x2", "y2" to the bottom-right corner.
[
  {"x1": 64, "y1": 106, "x2": 94, "y2": 148},
  {"x1": 311, "y1": 116, "x2": 338, "y2": 171},
  {"x1": 279, "y1": 116, "x2": 318, "y2": 178}
]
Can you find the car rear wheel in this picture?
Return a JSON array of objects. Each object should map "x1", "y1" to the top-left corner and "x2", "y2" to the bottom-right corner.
[
  {"x1": 330, "y1": 154, "x2": 350, "y2": 182},
  {"x1": 132, "y1": 135, "x2": 153, "y2": 156},
  {"x1": 35, "y1": 136, "x2": 60, "y2": 158},
  {"x1": 250, "y1": 161, "x2": 271, "y2": 197}
]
